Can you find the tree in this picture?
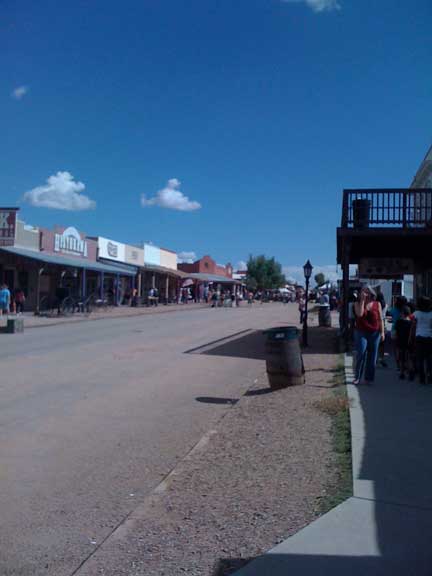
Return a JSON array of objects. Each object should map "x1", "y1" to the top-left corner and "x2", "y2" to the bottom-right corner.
[
  {"x1": 246, "y1": 276, "x2": 257, "y2": 292},
  {"x1": 246, "y1": 255, "x2": 286, "y2": 291},
  {"x1": 314, "y1": 272, "x2": 326, "y2": 287}
]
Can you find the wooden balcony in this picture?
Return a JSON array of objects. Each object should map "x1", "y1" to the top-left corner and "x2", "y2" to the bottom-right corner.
[
  {"x1": 337, "y1": 188, "x2": 432, "y2": 264},
  {"x1": 341, "y1": 188, "x2": 432, "y2": 229}
]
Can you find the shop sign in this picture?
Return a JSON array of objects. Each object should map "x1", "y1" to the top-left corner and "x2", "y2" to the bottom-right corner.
[
  {"x1": 0, "y1": 209, "x2": 18, "y2": 246},
  {"x1": 359, "y1": 258, "x2": 414, "y2": 277},
  {"x1": 54, "y1": 226, "x2": 88, "y2": 257},
  {"x1": 98, "y1": 236, "x2": 126, "y2": 263},
  {"x1": 125, "y1": 244, "x2": 144, "y2": 265}
]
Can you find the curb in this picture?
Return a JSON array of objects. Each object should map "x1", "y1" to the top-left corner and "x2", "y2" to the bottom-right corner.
[{"x1": 15, "y1": 304, "x2": 209, "y2": 331}]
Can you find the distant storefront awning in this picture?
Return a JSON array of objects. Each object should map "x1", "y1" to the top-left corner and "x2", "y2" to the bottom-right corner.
[
  {"x1": 140, "y1": 263, "x2": 187, "y2": 278},
  {"x1": 184, "y1": 273, "x2": 242, "y2": 284},
  {"x1": 0, "y1": 246, "x2": 137, "y2": 276},
  {"x1": 97, "y1": 258, "x2": 139, "y2": 275}
]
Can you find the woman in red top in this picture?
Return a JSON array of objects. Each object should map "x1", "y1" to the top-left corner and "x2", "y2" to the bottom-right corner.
[{"x1": 353, "y1": 286, "x2": 385, "y2": 385}]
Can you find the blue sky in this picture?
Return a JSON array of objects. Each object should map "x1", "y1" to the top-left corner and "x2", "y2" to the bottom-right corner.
[{"x1": 2, "y1": 0, "x2": 431, "y2": 281}]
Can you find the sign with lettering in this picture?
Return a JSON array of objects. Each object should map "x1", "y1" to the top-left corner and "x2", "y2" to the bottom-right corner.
[
  {"x1": 359, "y1": 258, "x2": 414, "y2": 277},
  {"x1": 54, "y1": 226, "x2": 88, "y2": 257},
  {"x1": 125, "y1": 244, "x2": 144, "y2": 266},
  {"x1": 98, "y1": 236, "x2": 126, "y2": 263},
  {"x1": 0, "y1": 209, "x2": 18, "y2": 246}
]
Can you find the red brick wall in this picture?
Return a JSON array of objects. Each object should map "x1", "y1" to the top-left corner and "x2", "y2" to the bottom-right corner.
[{"x1": 178, "y1": 255, "x2": 233, "y2": 278}]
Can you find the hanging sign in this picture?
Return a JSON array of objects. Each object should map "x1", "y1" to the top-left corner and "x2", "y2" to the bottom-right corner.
[
  {"x1": 0, "y1": 208, "x2": 18, "y2": 246},
  {"x1": 359, "y1": 258, "x2": 414, "y2": 277}
]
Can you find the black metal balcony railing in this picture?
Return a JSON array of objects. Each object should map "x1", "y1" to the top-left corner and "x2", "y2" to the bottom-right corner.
[{"x1": 341, "y1": 188, "x2": 432, "y2": 229}]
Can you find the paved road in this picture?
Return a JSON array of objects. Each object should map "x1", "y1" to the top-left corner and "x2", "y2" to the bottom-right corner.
[{"x1": 0, "y1": 303, "x2": 297, "y2": 576}]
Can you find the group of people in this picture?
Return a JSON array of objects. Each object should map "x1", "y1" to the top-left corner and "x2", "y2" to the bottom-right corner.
[
  {"x1": 0, "y1": 284, "x2": 26, "y2": 316},
  {"x1": 209, "y1": 289, "x2": 241, "y2": 308},
  {"x1": 350, "y1": 286, "x2": 432, "y2": 385}
]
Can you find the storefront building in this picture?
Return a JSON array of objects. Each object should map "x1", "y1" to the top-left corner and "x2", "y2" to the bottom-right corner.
[
  {"x1": 410, "y1": 145, "x2": 432, "y2": 297},
  {"x1": 141, "y1": 244, "x2": 184, "y2": 303},
  {"x1": 0, "y1": 209, "x2": 40, "y2": 309},
  {"x1": 95, "y1": 236, "x2": 139, "y2": 304},
  {"x1": 178, "y1": 255, "x2": 238, "y2": 301},
  {"x1": 0, "y1": 211, "x2": 137, "y2": 312}
]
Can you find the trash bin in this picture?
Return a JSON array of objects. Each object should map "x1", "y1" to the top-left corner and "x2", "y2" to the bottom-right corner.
[
  {"x1": 5, "y1": 316, "x2": 24, "y2": 334},
  {"x1": 264, "y1": 326, "x2": 305, "y2": 389},
  {"x1": 352, "y1": 199, "x2": 371, "y2": 229},
  {"x1": 318, "y1": 307, "x2": 332, "y2": 327}
]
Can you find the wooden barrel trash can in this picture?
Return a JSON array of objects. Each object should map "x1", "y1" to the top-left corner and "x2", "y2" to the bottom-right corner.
[{"x1": 264, "y1": 326, "x2": 305, "y2": 389}]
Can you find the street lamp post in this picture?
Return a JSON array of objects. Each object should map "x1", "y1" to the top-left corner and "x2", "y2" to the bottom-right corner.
[{"x1": 302, "y1": 260, "x2": 313, "y2": 347}]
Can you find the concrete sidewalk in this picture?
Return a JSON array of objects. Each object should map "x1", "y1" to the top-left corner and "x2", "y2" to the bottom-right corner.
[
  {"x1": 0, "y1": 302, "x2": 208, "y2": 329},
  {"x1": 235, "y1": 355, "x2": 432, "y2": 575}
]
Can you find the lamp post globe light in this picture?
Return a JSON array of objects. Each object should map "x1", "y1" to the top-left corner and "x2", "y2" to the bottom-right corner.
[{"x1": 303, "y1": 260, "x2": 313, "y2": 347}]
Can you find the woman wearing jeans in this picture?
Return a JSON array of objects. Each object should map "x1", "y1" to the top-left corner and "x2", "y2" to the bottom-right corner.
[{"x1": 353, "y1": 286, "x2": 385, "y2": 385}]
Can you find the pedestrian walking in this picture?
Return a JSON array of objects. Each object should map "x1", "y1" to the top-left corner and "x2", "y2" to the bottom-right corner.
[
  {"x1": 376, "y1": 288, "x2": 388, "y2": 367},
  {"x1": 298, "y1": 295, "x2": 305, "y2": 324},
  {"x1": 388, "y1": 296, "x2": 408, "y2": 369},
  {"x1": 347, "y1": 291, "x2": 358, "y2": 341},
  {"x1": 211, "y1": 291, "x2": 218, "y2": 308},
  {"x1": 353, "y1": 286, "x2": 385, "y2": 385},
  {"x1": 395, "y1": 306, "x2": 415, "y2": 380},
  {"x1": 0, "y1": 283, "x2": 11, "y2": 316},
  {"x1": 247, "y1": 291, "x2": 253, "y2": 306},
  {"x1": 412, "y1": 297, "x2": 432, "y2": 385},
  {"x1": 13, "y1": 288, "x2": 26, "y2": 314}
]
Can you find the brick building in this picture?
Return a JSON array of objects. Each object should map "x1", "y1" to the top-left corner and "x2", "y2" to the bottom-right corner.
[{"x1": 178, "y1": 255, "x2": 233, "y2": 278}]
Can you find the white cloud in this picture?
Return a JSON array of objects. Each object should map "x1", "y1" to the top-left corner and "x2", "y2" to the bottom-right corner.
[
  {"x1": 282, "y1": 0, "x2": 341, "y2": 13},
  {"x1": 23, "y1": 171, "x2": 96, "y2": 211},
  {"x1": 237, "y1": 260, "x2": 248, "y2": 271},
  {"x1": 283, "y1": 264, "x2": 356, "y2": 286},
  {"x1": 178, "y1": 251, "x2": 197, "y2": 263},
  {"x1": 11, "y1": 86, "x2": 29, "y2": 100},
  {"x1": 141, "y1": 179, "x2": 201, "y2": 212}
]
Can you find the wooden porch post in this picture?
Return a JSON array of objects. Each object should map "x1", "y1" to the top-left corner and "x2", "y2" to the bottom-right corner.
[
  {"x1": 342, "y1": 239, "x2": 351, "y2": 346},
  {"x1": 35, "y1": 266, "x2": 44, "y2": 315},
  {"x1": 81, "y1": 268, "x2": 87, "y2": 299}
]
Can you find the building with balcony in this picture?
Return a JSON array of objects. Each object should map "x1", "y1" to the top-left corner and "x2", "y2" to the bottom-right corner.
[{"x1": 337, "y1": 186, "x2": 432, "y2": 333}]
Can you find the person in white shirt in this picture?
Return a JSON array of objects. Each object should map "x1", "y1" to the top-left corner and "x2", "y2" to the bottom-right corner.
[{"x1": 412, "y1": 297, "x2": 432, "y2": 385}]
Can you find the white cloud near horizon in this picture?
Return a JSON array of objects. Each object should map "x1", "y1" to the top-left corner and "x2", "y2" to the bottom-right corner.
[
  {"x1": 283, "y1": 264, "x2": 356, "y2": 286},
  {"x1": 237, "y1": 260, "x2": 248, "y2": 271},
  {"x1": 178, "y1": 251, "x2": 197, "y2": 263},
  {"x1": 141, "y1": 179, "x2": 201, "y2": 212},
  {"x1": 23, "y1": 171, "x2": 96, "y2": 211},
  {"x1": 282, "y1": 0, "x2": 341, "y2": 13},
  {"x1": 11, "y1": 86, "x2": 29, "y2": 100}
]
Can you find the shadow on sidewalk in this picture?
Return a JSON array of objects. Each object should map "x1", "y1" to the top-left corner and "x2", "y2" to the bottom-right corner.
[
  {"x1": 301, "y1": 326, "x2": 340, "y2": 355},
  {"x1": 190, "y1": 325, "x2": 340, "y2": 361},
  {"x1": 198, "y1": 330, "x2": 268, "y2": 360},
  {"x1": 213, "y1": 553, "x2": 427, "y2": 576},
  {"x1": 215, "y1": 357, "x2": 432, "y2": 575}
]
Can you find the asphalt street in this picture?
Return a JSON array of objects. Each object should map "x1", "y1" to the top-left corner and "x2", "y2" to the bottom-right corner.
[{"x1": 0, "y1": 303, "x2": 297, "y2": 576}]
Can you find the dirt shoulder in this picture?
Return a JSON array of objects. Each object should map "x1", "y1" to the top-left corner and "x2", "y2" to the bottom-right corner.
[{"x1": 77, "y1": 323, "x2": 343, "y2": 576}]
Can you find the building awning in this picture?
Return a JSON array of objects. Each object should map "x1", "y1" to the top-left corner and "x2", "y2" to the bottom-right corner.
[
  {"x1": 0, "y1": 246, "x2": 137, "y2": 276},
  {"x1": 184, "y1": 272, "x2": 241, "y2": 284},
  {"x1": 98, "y1": 258, "x2": 139, "y2": 275},
  {"x1": 140, "y1": 263, "x2": 187, "y2": 278}
]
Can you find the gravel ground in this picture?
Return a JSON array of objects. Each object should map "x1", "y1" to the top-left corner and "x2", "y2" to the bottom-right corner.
[{"x1": 78, "y1": 323, "x2": 341, "y2": 576}]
